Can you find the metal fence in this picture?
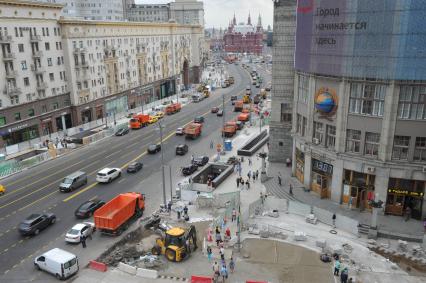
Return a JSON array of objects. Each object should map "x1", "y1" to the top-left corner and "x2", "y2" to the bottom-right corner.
[{"x1": 209, "y1": 191, "x2": 240, "y2": 231}]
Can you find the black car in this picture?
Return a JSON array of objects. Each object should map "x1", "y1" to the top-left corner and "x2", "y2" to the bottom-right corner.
[
  {"x1": 226, "y1": 156, "x2": 238, "y2": 165},
  {"x1": 115, "y1": 128, "x2": 129, "y2": 136},
  {"x1": 18, "y1": 213, "x2": 56, "y2": 236},
  {"x1": 265, "y1": 86, "x2": 271, "y2": 91},
  {"x1": 217, "y1": 110, "x2": 223, "y2": 117},
  {"x1": 192, "y1": 156, "x2": 209, "y2": 166},
  {"x1": 194, "y1": 116, "x2": 205, "y2": 123},
  {"x1": 231, "y1": 96, "x2": 238, "y2": 105},
  {"x1": 253, "y1": 95, "x2": 261, "y2": 104},
  {"x1": 127, "y1": 161, "x2": 143, "y2": 173},
  {"x1": 75, "y1": 199, "x2": 105, "y2": 219},
  {"x1": 211, "y1": 107, "x2": 219, "y2": 113},
  {"x1": 182, "y1": 164, "x2": 198, "y2": 176},
  {"x1": 148, "y1": 144, "x2": 161, "y2": 154},
  {"x1": 176, "y1": 144, "x2": 189, "y2": 155}
]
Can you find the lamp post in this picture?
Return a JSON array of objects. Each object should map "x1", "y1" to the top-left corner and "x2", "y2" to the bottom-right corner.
[{"x1": 158, "y1": 120, "x2": 167, "y2": 207}]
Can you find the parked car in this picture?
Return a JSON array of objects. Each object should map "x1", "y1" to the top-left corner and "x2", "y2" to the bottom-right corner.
[
  {"x1": 192, "y1": 156, "x2": 209, "y2": 166},
  {"x1": 127, "y1": 161, "x2": 143, "y2": 173},
  {"x1": 59, "y1": 171, "x2": 87, "y2": 192},
  {"x1": 256, "y1": 83, "x2": 260, "y2": 88},
  {"x1": 75, "y1": 199, "x2": 105, "y2": 219},
  {"x1": 194, "y1": 116, "x2": 205, "y2": 123},
  {"x1": 265, "y1": 86, "x2": 271, "y2": 91},
  {"x1": 34, "y1": 248, "x2": 79, "y2": 280},
  {"x1": 211, "y1": 107, "x2": 219, "y2": 113},
  {"x1": 217, "y1": 110, "x2": 224, "y2": 117},
  {"x1": 0, "y1": 184, "x2": 5, "y2": 195},
  {"x1": 115, "y1": 127, "x2": 129, "y2": 136},
  {"x1": 226, "y1": 156, "x2": 238, "y2": 165},
  {"x1": 182, "y1": 164, "x2": 198, "y2": 176},
  {"x1": 96, "y1": 168, "x2": 121, "y2": 183},
  {"x1": 148, "y1": 144, "x2": 161, "y2": 154},
  {"x1": 176, "y1": 144, "x2": 189, "y2": 155},
  {"x1": 19, "y1": 213, "x2": 56, "y2": 236},
  {"x1": 65, "y1": 222, "x2": 95, "y2": 243},
  {"x1": 176, "y1": 127, "x2": 184, "y2": 136}
]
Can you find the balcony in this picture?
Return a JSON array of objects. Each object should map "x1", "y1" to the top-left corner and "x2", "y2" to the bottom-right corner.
[
  {"x1": 31, "y1": 64, "x2": 44, "y2": 74},
  {"x1": 3, "y1": 86, "x2": 21, "y2": 96},
  {"x1": 5, "y1": 70, "x2": 17, "y2": 79},
  {"x1": 78, "y1": 89, "x2": 90, "y2": 97},
  {"x1": 0, "y1": 35, "x2": 12, "y2": 43},
  {"x1": 2, "y1": 52, "x2": 15, "y2": 61},
  {"x1": 32, "y1": 50, "x2": 43, "y2": 58},
  {"x1": 36, "y1": 82, "x2": 48, "y2": 91},
  {"x1": 30, "y1": 35, "x2": 41, "y2": 42}
]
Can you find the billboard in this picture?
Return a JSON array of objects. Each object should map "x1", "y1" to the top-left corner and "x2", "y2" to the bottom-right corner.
[{"x1": 295, "y1": 0, "x2": 426, "y2": 81}]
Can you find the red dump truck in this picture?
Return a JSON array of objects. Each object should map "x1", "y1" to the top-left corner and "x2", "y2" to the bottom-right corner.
[
  {"x1": 94, "y1": 192, "x2": 145, "y2": 235},
  {"x1": 183, "y1": 122, "x2": 202, "y2": 139},
  {"x1": 222, "y1": 121, "x2": 237, "y2": 137},
  {"x1": 234, "y1": 100, "x2": 243, "y2": 112},
  {"x1": 165, "y1": 103, "x2": 182, "y2": 115},
  {"x1": 129, "y1": 114, "x2": 149, "y2": 129},
  {"x1": 238, "y1": 113, "x2": 250, "y2": 122}
]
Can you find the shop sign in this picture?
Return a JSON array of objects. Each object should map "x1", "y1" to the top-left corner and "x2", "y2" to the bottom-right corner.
[
  {"x1": 388, "y1": 188, "x2": 424, "y2": 197},
  {"x1": 8, "y1": 123, "x2": 29, "y2": 133},
  {"x1": 312, "y1": 158, "x2": 333, "y2": 175}
]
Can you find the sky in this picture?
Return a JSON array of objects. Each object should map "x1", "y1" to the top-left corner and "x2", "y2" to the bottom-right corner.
[{"x1": 135, "y1": 0, "x2": 274, "y2": 29}]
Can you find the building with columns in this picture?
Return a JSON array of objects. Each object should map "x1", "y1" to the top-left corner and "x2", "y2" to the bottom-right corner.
[
  {"x1": 290, "y1": 0, "x2": 426, "y2": 219},
  {"x1": 0, "y1": 0, "x2": 205, "y2": 148}
]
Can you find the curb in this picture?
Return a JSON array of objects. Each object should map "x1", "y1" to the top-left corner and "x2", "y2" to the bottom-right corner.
[{"x1": 158, "y1": 275, "x2": 189, "y2": 282}]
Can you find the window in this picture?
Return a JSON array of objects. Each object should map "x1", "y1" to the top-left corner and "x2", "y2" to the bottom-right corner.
[
  {"x1": 397, "y1": 86, "x2": 426, "y2": 120},
  {"x1": 28, "y1": 108, "x2": 35, "y2": 117},
  {"x1": 26, "y1": 93, "x2": 32, "y2": 101},
  {"x1": 45, "y1": 42, "x2": 50, "y2": 51},
  {"x1": 23, "y1": 77, "x2": 30, "y2": 86},
  {"x1": 414, "y1": 137, "x2": 426, "y2": 162},
  {"x1": 313, "y1": 121, "x2": 324, "y2": 143},
  {"x1": 0, "y1": 116, "x2": 5, "y2": 126},
  {"x1": 41, "y1": 105, "x2": 47, "y2": 113},
  {"x1": 349, "y1": 83, "x2": 386, "y2": 116},
  {"x1": 14, "y1": 112, "x2": 21, "y2": 121},
  {"x1": 392, "y1": 136, "x2": 410, "y2": 160},
  {"x1": 49, "y1": 73, "x2": 54, "y2": 81},
  {"x1": 21, "y1": 60, "x2": 27, "y2": 70},
  {"x1": 53, "y1": 102, "x2": 59, "y2": 109},
  {"x1": 47, "y1": 58, "x2": 52, "y2": 66},
  {"x1": 280, "y1": 103, "x2": 292, "y2": 122},
  {"x1": 346, "y1": 129, "x2": 361, "y2": 153},
  {"x1": 364, "y1": 132, "x2": 380, "y2": 158},
  {"x1": 298, "y1": 74, "x2": 309, "y2": 104},
  {"x1": 18, "y1": 44, "x2": 24, "y2": 52},
  {"x1": 326, "y1": 125, "x2": 336, "y2": 149}
]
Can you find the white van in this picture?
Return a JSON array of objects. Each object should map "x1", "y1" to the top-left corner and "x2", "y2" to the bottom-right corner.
[{"x1": 34, "y1": 248, "x2": 79, "y2": 280}]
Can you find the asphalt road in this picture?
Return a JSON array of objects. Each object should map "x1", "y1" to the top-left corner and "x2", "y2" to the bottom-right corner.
[{"x1": 0, "y1": 61, "x2": 272, "y2": 282}]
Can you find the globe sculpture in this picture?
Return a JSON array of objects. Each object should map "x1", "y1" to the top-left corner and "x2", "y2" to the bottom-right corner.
[{"x1": 315, "y1": 91, "x2": 335, "y2": 113}]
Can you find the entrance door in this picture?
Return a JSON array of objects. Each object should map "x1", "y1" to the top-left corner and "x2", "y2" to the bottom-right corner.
[
  {"x1": 406, "y1": 196, "x2": 423, "y2": 220},
  {"x1": 81, "y1": 109, "x2": 92, "y2": 123}
]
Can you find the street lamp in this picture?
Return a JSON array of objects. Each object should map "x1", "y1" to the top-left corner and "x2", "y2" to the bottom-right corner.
[{"x1": 157, "y1": 120, "x2": 167, "y2": 207}]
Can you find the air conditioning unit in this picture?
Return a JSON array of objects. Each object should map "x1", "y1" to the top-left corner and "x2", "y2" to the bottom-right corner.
[
  {"x1": 312, "y1": 138, "x2": 320, "y2": 145},
  {"x1": 367, "y1": 166, "x2": 375, "y2": 173},
  {"x1": 422, "y1": 166, "x2": 426, "y2": 173}
]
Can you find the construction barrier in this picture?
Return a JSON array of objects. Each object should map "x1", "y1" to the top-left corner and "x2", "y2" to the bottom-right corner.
[
  {"x1": 191, "y1": 275, "x2": 212, "y2": 283},
  {"x1": 89, "y1": 260, "x2": 107, "y2": 272}
]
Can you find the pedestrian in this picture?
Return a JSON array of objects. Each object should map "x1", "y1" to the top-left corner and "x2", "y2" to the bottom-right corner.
[
  {"x1": 229, "y1": 257, "x2": 235, "y2": 273},
  {"x1": 246, "y1": 179, "x2": 250, "y2": 190},
  {"x1": 348, "y1": 278, "x2": 353, "y2": 283},
  {"x1": 260, "y1": 192, "x2": 264, "y2": 204},
  {"x1": 248, "y1": 157, "x2": 252, "y2": 166},
  {"x1": 207, "y1": 246, "x2": 212, "y2": 261},
  {"x1": 256, "y1": 170, "x2": 259, "y2": 180},
  {"x1": 213, "y1": 261, "x2": 220, "y2": 278},
  {"x1": 405, "y1": 206, "x2": 412, "y2": 221},
  {"x1": 252, "y1": 173, "x2": 256, "y2": 182},
  {"x1": 216, "y1": 231, "x2": 222, "y2": 246},
  {"x1": 332, "y1": 213, "x2": 336, "y2": 228},
  {"x1": 210, "y1": 140, "x2": 214, "y2": 149},
  {"x1": 231, "y1": 208, "x2": 237, "y2": 222},
  {"x1": 247, "y1": 170, "x2": 251, "y2": 179},
  {"x1": 183, "y1": 205, "x2": 188, "y2": 216},
  {"x1": 277, "y1": 175, "x2": 282, "y2": 186},
  {"x1": 236, "y1": 177, "x2": 240, "y2": 188},
  {"x1": 340, "y1": 267, "x2": 348, "y2": 283},
  {"x1": 191, "y1": 154, "x2": 194, "y2": 162},
  {"x1": 334, "y1": 259, "x2": 340, "y2": 276},
  {"x1": 220, "y1": 264, "x2": 228, "y2": 281},
  {"x1": 225, "y1": 227, "x2": 231, "y2": 239},
  {"x1": 220, "y1": 246, "x2": 225, "y2": 260},
  {"x1": 167, "y1": 201, "x2": 172, "y2": 212},
  {"x1": 81, "y1": 235, "x2": 87, "y2": 248},
  {"x1": 177, "y1": 210, "x2": 181, "y2": 220},
  {"x1": 215, "y1": 226, "x2": 221, "y2": 235},
  {"x1": 289, "y1": 184, "x2": 293, "y2": 195}
]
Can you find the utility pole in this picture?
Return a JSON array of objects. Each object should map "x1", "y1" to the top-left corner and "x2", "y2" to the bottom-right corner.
[{"x1": 158, "y1": 121, "x2": 167, "y2": 207}]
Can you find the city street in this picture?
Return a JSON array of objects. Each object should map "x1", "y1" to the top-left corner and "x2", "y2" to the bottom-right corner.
[{"x1": 0, "y1": 61, "x2": 271, "y2": 282}]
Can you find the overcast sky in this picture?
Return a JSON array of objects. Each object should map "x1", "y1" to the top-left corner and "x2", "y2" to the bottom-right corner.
[{"x1": 135, "y1": 0, "x2": 274, "y2": 29}]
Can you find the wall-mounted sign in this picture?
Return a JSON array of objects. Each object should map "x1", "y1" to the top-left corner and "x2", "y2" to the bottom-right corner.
[
  {"x1": 314, "y1": 87, "x2": 338, "y2": 118},
  {"x1": 8, "y1": 123, "x2": 29, "y2": 133},
  {"x1": 388, "y1": 189, "x2": 424, "y2": 197},
  {"x1": 312, "y1": 158, "x2": 333, "y2": 175}
]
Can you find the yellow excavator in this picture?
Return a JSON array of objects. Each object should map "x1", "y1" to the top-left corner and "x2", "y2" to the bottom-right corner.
[{"x1": 151, "y1": 225, "x2": 197, "y2": 262}]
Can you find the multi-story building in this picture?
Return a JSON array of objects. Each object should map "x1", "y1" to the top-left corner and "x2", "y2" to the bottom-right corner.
[
  {"x1": 126, "y1": 0, "x2": 204, "y2": 26},
  {"x1": 0, "y1": 0, "x2": 205, "y2": 148},
  {"x1": 223, "y1": 13, "x2": 263, "y2": 55},
  {"x1": 290, "y1": 0, "x2": 426, "y2": 219}
]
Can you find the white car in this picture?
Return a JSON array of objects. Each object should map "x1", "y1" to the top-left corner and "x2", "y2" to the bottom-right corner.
[
  {"x1": 96, "y1": 167, "x2": 121, "y2": 183},
  {"x1": 176, "y1": 127, "x2": 184, "y2": 136},
  {"x1": 65, "y1": 222, "x2": 95, "y2": 243}
]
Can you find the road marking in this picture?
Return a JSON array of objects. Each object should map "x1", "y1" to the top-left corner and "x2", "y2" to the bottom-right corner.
[
  {"x1": 104, "y1": 152, "x2": 117, "y2": 159},
  {"x1": 118, "y1": 178, "x2": 125, "y2": 183},
  {"x1": 19, "y1": 239, "x2": 23, "y2": 243},
  {"x1": 63, "y1": 182, "x2": 98, "y2": 202},
  {"x1": 4, "y1": 269, "x2": 9, "y2": 274}
]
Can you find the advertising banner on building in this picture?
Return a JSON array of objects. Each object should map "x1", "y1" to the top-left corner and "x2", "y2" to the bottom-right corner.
[{"x1": 295, "y1": 0, "x2": 426, "y2": 80}]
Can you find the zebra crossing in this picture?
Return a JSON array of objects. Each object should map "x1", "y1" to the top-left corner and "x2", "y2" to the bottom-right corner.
[{"x1": 263, "y1": 177, "x2": 299, "y2": 202}]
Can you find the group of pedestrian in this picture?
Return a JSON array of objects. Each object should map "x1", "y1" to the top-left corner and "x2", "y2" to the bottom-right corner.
[
  {"x1": 333, "y1": 255, "x2": 352, "y2": 283},
  {"x1": 212, "y1": 255, "x2": 235, "y2": 282},
  {"x1": 236, "y1": 176, "x2": 251, "y2": 190},
  {"x1": 247, "y1": 170, "x2": 259, "y2": 181}
]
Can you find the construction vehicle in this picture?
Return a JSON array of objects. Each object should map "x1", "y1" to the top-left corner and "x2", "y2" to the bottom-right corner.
[
  {"x1": 203, "y1": 88, "x2": 210, "y2": 98},
  {"x1": 228, "y1": 76, "x2": 235, "y2": 84},
  {"x1": 197, "y1": 84, "x2": 206, "y2": 93},
  {"x1": 238, "y1": 113, "x2": 250, "y2": 122},
  {"x1": 243, "y1": 94, "x2": 251, "y2": 104},
  {"x1": 224, "y1": 80, "x2": 230, "y2": 87},
  {"x1": 129, "y1": 114, "x2": 149, "y2": 129},
  {"x1": 222, "y1": 121, "x2": 237, "y2": 137},
  {"x1": 183, "y1": 122, "x2": 202, "y2": 139},
  {"x1": 151, "y1": 224, "x2": 197, "y2": 262},
  {"x1": 234, "y1": 100, "x2": 243, "y2": 112},
  {"x1": 94, "y1": 192, "x2": 145, "y2": 235},
  {"x1": 165, "y1": 102, "x2": 182, "y2": 115}
]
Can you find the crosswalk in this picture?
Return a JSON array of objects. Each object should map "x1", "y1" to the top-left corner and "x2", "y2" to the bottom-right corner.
[{"x1": 263, "y1": 177, "x2": 299, "y2": 201}]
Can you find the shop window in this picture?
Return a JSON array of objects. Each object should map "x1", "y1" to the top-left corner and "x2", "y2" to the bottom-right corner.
[
  {"x1": 326, "y1": 125, "x2": 336, "y2": 149},
  {"x1": 414, "y1": 137, "x2": 426, "y2": 162},
  {"x1": 364, "y1": 132, "x2": 380, "y2": 158},
  {"x1": 28, "y1": 108, "x2": 34, "y2": 117},
  {"x1": 346, "y1": 129, "x2": 361, "y2": 153},
  {"x1": 397, "y1": 85, "x2": 426, "y2": 120},
  {"x1": 14, "y1": 112, "x2": 21, "y2": 121},
  {"x1": 392, "y1": 135, "x2": 410, "y2": 160},
  {"x1": 349, "y1": 83, "x2": 386, "y2": 116},
  {"x1": 0, "y1": 116, "x2": 5, "y2": 126},
  {"x1": 313, "y1": 121, "x2": 324, "y2": 143}
]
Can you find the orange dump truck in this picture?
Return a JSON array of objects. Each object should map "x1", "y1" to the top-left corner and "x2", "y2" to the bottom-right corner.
[
  {"x1": 94, "y1": 192, "x2": 145, "y2": 235},
  {"x1": 129, "y1": 114, "x2": 149, "y2": 129},
  {"x1": 234, "y1": 100, "x2": 243, "y2": 112},
  {"x1": 238, "y1": 113, "x2": 250, "y2": 122},
  {"x1": 183, "y1": 122, "x2": 202, "y2": 139},
  {"x1": 165, "y1": 103, "x2": 182, "y2": 115},
  {"x1": 222, "y1": 121, "x2": 237, "y2": 137}
]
